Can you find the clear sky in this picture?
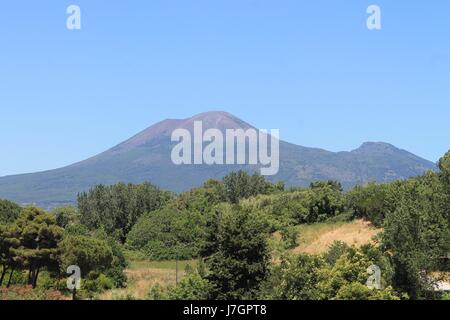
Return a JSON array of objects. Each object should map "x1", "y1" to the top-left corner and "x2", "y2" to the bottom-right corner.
[{"x1": 0, "y1": 1, "x2": 449, "y2": 176}]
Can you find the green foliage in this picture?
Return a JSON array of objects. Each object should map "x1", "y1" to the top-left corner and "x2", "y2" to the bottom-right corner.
[
  {"x1": 146, "y1": 283, "x2": 168, "y2": 300},
  {"x1": 12, "y1": 207, "x2": 64, "y2": 288},
  {"x1": 167, "y1": 273, "x2": 212, "y2": 300},
  {"x1": 126, "y1": 208, "x2": 204, "y2": 260},
  {"x1": 334, "y1": 282, "x2": 399, "y2": 300},
  {"x1": 79, "y1": 272, "x2": 115, "y2": 298},
  {"x1": 59, "y1": 235, "x2": 113, "y2": 275},
  {"x1": 0, "y1": 224, "x2": 20, "y2": 286},
  {"x1": 310, "y1": 180, "x2": 343, "y2": 192},
  {"x1": 346, "y1": 183, "x2": 392, "y2": 227},
  {"x1": 438, "y1": 150, "x2": 450, "y2": 185},
  {"x1": 324, "y1": 241, "x2": 350, "y2": 265},
  {"x1": 0, "y1": 199, "x2": 21, "y2": 224},
  {"x1": 63, "y1": 223, "x2": 90, "y2": 237},
  {"x1": 174, "y1": 180, "x2": 226, "y2": 214},
  {"x1": 0, "y1": 152, "x2": 448, "y2": 300},
  {"x1": 241, "y1": 181, "x2": 346, "y2": 230},
  {"x1": 222, "y1": 171, "x2": 281, "y2": 204},
  {"x1": 264, "y1": 254, "x2": 326, "y2": 300},
  {"x1": 59, "y1": 232, "x2": 127, "y2": 295},
  {"x1": 382, "y1": 173, "x2": 450, "y2": 299},
  {"x1": 51, "y1": 206, "x2": 80, "y2": 228},
  {"x1": 261, "y1": 246, "x2": 400, "y2": 300},
  {"x1": 202, "y1": 205, "x2": 270, "y2": 300},
  {"x1": 93, "y1": 229, "x2": 128, "y2": 287},
  {"x1": 280, "y1": 225, "x2": 299, "y2": 249},
  {"x1": 78, "y1": 182, "x2": 172, "y2": 241}
]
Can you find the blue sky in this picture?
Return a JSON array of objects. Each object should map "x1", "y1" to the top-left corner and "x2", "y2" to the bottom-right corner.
[{"x1": 0, "y1": 1, "x2": 449, "y2": 176}]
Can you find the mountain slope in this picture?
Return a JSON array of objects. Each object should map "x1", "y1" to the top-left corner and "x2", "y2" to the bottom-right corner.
[{"x1": 0, "y1": 111, "x2": 436, "y2": 208}]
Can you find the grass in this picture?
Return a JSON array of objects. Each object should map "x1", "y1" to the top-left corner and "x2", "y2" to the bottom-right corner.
[
  {"x1": 100, "y1": 259, "x2": 197, "y2": 300},
  {"x1": 292, "y1": 219, "x2": 382, "y2": 255},
  {"x1": 129, "y1": 259, "x2": 197, "y2": 271}
]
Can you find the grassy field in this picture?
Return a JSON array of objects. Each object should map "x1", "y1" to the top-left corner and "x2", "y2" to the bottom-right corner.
[
  {"x1": 292, "y1": 219, "x2": 382, "y2": 254},
  {"x1": 100, "y1": 259, "x2": 197, "y2": 300}
]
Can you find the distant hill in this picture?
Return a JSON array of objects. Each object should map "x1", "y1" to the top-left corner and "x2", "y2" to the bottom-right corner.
[{"x1": 0, "y1": 111, "x2": 436, "y2": 208}]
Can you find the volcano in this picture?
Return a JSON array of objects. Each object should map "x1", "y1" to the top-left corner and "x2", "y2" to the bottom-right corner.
[{"x1": 0, "y1": 111, "x2": 436, "y2": 208}]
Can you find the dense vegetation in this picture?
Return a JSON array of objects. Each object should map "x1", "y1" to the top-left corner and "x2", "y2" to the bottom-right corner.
[{"x1": 0, "y1": 152, "x2": 449, "y2": 300}]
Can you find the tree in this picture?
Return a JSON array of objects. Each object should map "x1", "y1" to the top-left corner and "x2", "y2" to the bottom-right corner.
[
  {"x1": 382, "y1": 174, "x2": 450, "y2": 299},
  {"x1": 310, "y1": 180, "x2": 343, "y2": 192},
  {"x1": 438, "y1": 151, "x2": 450, "y2": 226},
  {"x1": 126, "y1": 208, "x2": 204, "y2": 260},
  {"x1": 77, "y1": 182, "x2": 172, "y2": 242},
  {"x1": 0, "y1": 224, "x2": 20, "y2": 286},
  {"x1": 262, "y1": 246, "x2": 399, "y2": 300},
  {"x1": 51, "y1": 206, "x2": 80, "y2": 228},
  {"x1": 202, "y1": 205, "x2": 270, "y2": 300},
  {"x1": 264, "y1": 254, "x2": 326, "y2": 300},
  {"x1": 13, "y1": 207, "x2": 64, "y2": 288},
  {"x1": 438, "y1": 150, "x2": 450, "y2": 186},
  {"x1": 59, "y1": 235, "x2": 113, "y2": 276},
  {"x1": 222, "y1": 171, "x2": 275, "y2": 204},
  {"x1": 346, "y1": 183, "x2": 392, "y2": 227},
  {"x1": 0, "y1": 199, "x2": 21, "y2": 224}
]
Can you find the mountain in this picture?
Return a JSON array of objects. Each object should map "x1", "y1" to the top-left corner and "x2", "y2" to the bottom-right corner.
[{"x1": 0, "y1": 111, "x2": 436, "y2": 208}]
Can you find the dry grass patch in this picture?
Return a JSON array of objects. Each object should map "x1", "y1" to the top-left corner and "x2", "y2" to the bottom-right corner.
[
  {"x1": 293, "y1": 219, "x2": 382, "y2": 255},
  {"x1": 100, "y1": 260, "x2": 196, "y2": 300}
]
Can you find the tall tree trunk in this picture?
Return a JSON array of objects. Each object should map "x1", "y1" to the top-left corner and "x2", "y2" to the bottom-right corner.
[
  {"x1": 27, "y1": 267, "x2": 32, "y2": 284},
  {"x1": 28, "y1": 267, "x2": 35, "y2": 286},
  {"x1": 72, "y1": 287, "x2": 77, "y2": 301},
  {"x1": 0, "y1": 265, "x2": 8, "y2": 286},
  {"x1": 6, "y1": 268, "x2": 14, "y2": 288},
  {"x1": 32, "y1": 267, "x2": 40, "y2": 289}
]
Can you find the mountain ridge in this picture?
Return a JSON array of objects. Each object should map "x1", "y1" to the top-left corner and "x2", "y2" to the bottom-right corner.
[{"x1": 0, "y1": 111, "x2": 437, "y2": 208}]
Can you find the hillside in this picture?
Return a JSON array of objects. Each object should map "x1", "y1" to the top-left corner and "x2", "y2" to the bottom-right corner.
[{"x1": 0, "y1": 111, "x2": 436, "y2": 208}]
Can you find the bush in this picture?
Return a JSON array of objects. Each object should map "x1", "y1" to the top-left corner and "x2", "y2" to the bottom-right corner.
[
  {"x1": 146, "y1": 284, "x2": 169, "y2": 300},
  {"x1": 167, "y1": 274, "x2": 212, "y2": 300},
  {"x1": 126, "y1": 208, "x2": 204, "y2": 260},
  {"x1": 261, "y1": 245, "x2": 400, "y2": 300},
  {"x1": 280, "y1": 225, "x2": 299, "y2": 249}
]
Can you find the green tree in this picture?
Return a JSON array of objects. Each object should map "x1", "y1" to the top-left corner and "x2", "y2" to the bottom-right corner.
[
  {"x1": 13, "y1": 207, "x2": 64, "y2": 288},
  {"x1": 78, "y1": 182, "x2": 172, "y2": 242},
  {"x1": 263, "y1": 254, "x2": 326, "y2": 300},
  {"x1": 438, "y1": 150, "x2": 450, "y2": 186},
  {"x1": 346, "y1": 183, "x2": 392, "y2": 227},
  {"x1": 262, "y1": 245, "x2": 398, "y2": 300},
  {"x1": 0, "y1": 199, "x2": 21, "y2": 224},
  {"x1": 126, "y1": 208, "x2": 204, "y2": 260},
  {"x1": 51, "y1": 206, "x2": 80, "y2": 228},
  {"x1": 203, "y1": 205, "x2": 270, "y2": 300},
  {"x1": 222, "y1": 171, "x2": 274, "y2": 204},
  {"x1": 167, "y1": 274, "x2": 212, "y2": 300},
  {"x1": 59, "y1": 235, "x2": 113, "y2": 275},
  {"x1": 0, "y1": 224, "x2": 20, "y2": 286},
  {"x1": 383, "y1": 174, "x2": 450, "y2": 299}
]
